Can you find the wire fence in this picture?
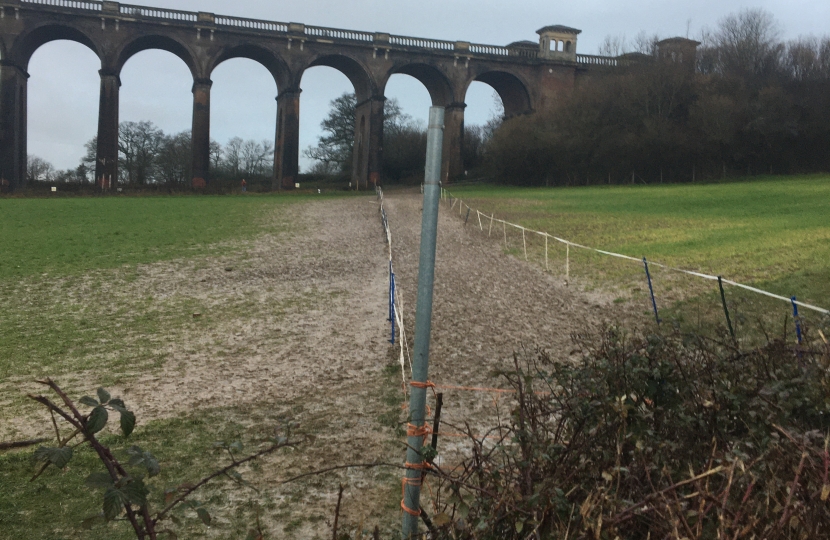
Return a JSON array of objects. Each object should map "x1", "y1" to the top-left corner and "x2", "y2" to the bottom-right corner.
[
  {"x1": 441, "y1": 188, "x2": 829, "y2": 342},
  {"x1": 377, "y1": 187, "x2": 413, "y2": 394}
]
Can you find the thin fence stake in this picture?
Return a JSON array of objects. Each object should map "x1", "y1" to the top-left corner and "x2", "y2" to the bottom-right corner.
[
  {"x1": 488, "y1": 214, "x2": 494, "y2": 237},
  {"x1": 566, "y1": 243, "x2": 570, "y2": 283},
  {"x1": 390, "y1": 272, "x2": 396, "y2": 344},
  {"x1": 464, "y1": 207, "x2": 471, "y2": 225},
  {"x1": 643, "y1": 257, "x2": 661, "y2": 325},
  {"x1": 460, "y1": 200, "x2": 463, "y2": 215},
  {"x1": 792, "y1": 296, "x2": 803, "y2": 344},
  {"x1": 545, "y1": 235, "x2": 549, "y2": 271},
  {"x1": 522, "y1": 228, "x2": 527, "y2": 261},
  {"x1": 388, "y1": 261, "x2": 394, "y2": 323},
  {"x1": 718, "y1": 276, "x2": 735, "y2": 339},
  {"x1": 477, "y1": 210, "x2": 483, "y2": 231},
  {"x1": 503, "y1": 221, "x2": 507, "y2": 247}
]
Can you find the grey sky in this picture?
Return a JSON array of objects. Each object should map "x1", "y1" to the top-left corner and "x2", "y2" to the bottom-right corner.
[{"x1": 26, "y1": 0, "x2": 829, "y2": 172}]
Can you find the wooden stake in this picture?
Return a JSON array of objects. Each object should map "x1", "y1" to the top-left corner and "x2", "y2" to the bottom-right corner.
[{"x1": 566, "y1": 244, "x2": 570, "y2": 283}]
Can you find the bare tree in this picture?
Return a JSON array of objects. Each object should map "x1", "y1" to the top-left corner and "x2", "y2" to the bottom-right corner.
[
  {"x1": 223, "y1": 137, "x2": 244, "y2": 179},
  {"x1": 711, "y1": 8, "x2": 783, "y2": 80},
  {"x1": 155, "y1": 131, "x2": 191, "y2": 186},
  {"x1": 119, "y1": 121, "x2": 163, "y2": 185},
  {"x1": 27, "y1": 155, "x2": 55, "y2": 183},
  {"x1": 241, "y1": 139, "x2": 274, "y2": 177},
  {"x1": 598, "y1": 34, "x2": 627, "y2": 57}
]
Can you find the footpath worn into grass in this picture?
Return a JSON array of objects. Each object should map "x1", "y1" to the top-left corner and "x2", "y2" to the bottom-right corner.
[
  {"x1": 450, "y1": 175, "x2": 830, "y2": 309},
  {"x1": 0, "y1": 192, "x2": 403, "y2": 539}
]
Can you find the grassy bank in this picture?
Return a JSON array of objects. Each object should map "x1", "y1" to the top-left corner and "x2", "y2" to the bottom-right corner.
[{"x1": 448, "y1": 175, "x2": 830, "y2": 309}]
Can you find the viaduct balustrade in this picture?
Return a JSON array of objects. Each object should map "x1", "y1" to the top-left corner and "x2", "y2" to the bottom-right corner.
[{"x1": 2, "y1": 0, "x2": 664, "y2": 192}]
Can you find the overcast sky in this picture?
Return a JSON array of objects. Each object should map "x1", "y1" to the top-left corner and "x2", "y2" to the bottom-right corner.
[{"x1": 25, "y1": 0, "x2": 829, "y2": 172}]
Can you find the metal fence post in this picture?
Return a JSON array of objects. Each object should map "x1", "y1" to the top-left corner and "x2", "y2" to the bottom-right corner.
[{"x1": 402, "y1": 107, "x2": 444, "y2": 539}]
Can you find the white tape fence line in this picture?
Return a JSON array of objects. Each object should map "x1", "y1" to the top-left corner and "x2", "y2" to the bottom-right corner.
[
  {"x1": 442, "y1": 189, "x2": 829, "y2": 316},
  {"x1": 376, "y1": 187, "x2": 413, "y2": 392}
]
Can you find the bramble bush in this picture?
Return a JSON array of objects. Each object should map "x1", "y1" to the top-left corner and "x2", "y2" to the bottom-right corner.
[
  {"x1": 423, "y1": 327, "x2": 830, "y2": 539},
  {"x1": 27, "y1": 379, "x2": 295, "y2": 540}
]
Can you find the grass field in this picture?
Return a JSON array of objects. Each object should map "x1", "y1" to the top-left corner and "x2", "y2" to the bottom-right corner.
[
  {"x1": 2, "y1": 178, "x2": 828, "y2": 537},
  {"x1": 0, "y1": 192, "x2": 405, "y2": 539},
  {"x1": 0, "y1": 194, "x2": 309, "y2": 381},
  {"x1": 450, "y1": 175, "x2": 830, "y2": 311},
  {"x1": 0, "y1": 194, "x2": 311, "y2": 278}
]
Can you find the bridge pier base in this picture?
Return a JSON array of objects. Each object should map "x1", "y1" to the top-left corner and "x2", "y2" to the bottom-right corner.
[
  {"x1": 352, "y1": 95, "x2": 384, "y2": 189},
  {"x1": 0, "y1": 62, "x2": 28, "y2": 191},
  {"x1": 96, "y1": 70, "x2": 120, "y2": 189},
  {"x1": 191, "y1": 78, "x2": 212, "y2": 187},
  {"x1": 441, "y1": 102, "x2": 465, "y2": 184},
  {"x1": 274, "y1": 89, "x2": 301, "y2": 190}
]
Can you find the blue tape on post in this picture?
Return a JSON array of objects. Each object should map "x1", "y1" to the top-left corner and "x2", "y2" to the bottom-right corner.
[
  {"x1": 792, "y1": 296, "x2": 803, "y2": 345},
  {"x1": 388, "y1": 261, "x2": 394, "y2": 322},
  {"x1": 644, "y1": 257, "x2": 661, "y2": 325}
]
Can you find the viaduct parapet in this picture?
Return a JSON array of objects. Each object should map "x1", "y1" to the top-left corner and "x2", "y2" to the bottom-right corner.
[{"x1": 0, "y1": 0, "x2": 691, "y2": 190}]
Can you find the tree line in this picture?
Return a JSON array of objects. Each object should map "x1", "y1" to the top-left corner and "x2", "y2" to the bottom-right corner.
[
  {"x1": 485, "y1": 8, "x2": 830, "y2": 185},
  {"x1": 303, "y1": 94, "x2": 433, "y2": 182},
  {"x1": 27, "y1": 122, "x2": 274, "y2": 188},
  {"x1": 303, "y1": 93, "x2": 501, "y2": 183}
]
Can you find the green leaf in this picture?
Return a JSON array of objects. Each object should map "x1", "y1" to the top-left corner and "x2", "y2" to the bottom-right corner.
[
  {"x1": 126, "y1": 446, "x2": 160, "y2": 477},
  {"x1": 109, "y1": 398, "x2": 126, "y2": 409},
  {"x1": 120, "y1": 410, "x2": 136, "y2": 437},
  {"x1": 103, "y1": 487, "x2": 128, "y2": 521},
  {"x1": 87, "y1": 406, "x2": 109, "y2": 434},
  {"x1": 34, "y1": 446, "x2": 74, "y2": 469},
  {"x1": 196, "y1": 507, "x2": 212, "y2": 526},
  {"x1": 122, "y1": 478, "x2": 149, "y2": 507},
  {"x1": 515, "y1": 521, "x2": 524, "y2": 533},
  {"x1": 97, "y1": 388, "x2": 111, "y2": 404},
  {"x1": 85, "y1": 472, "x2": 114, "y2": 489},
  {"x1": 79, "y1": 396, "x2": 99, "y2": 408}
]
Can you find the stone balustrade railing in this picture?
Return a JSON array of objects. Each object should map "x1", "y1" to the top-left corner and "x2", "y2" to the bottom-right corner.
[
  {"x1": 14, "y1": 0, "x2": 615, "y2": 65},
  {"x1": 576, "y1": 54, "x2": 619, "y2": 67}
]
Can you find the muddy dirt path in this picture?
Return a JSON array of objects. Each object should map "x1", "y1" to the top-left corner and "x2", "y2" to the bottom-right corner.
[
  {"x1": 384, "y1": 190, "x2": 633, "y2": 456},
  {"x1": 3, "y1": 190, "x2": 636, "y2": 537}
]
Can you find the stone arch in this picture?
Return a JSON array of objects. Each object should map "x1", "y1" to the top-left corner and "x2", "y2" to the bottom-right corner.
[
  {"x1": 10, "y1": 22, "x2": 102, "y2": 69},
  {"x1": 115, "y1": 35, "x2": 198, "y2": 78},
  {"x1": 383, "y1": 63, "x2": 455, "y2": 106},
  {"x1": 467, "y1": 70, "x2": 533, "y2": 117},
  {"x1": 207, "y1": 44, "x2": 291, "y2": 92},
  {"x1": 299, "y1": 53, "x2": 375, "y2": 101}
]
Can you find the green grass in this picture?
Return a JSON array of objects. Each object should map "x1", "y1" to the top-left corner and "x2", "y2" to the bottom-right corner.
[
  {"x1": 0, "y1": 194, "x2": 319, "y2": 382},
  {"x1": 0, "y1": 191, "x2": 403, "y2": 538},
  {"x1": 450, "y1": 175, "x2": 830, "y2": 309},
  {"x1": 0, "y1": 406, "x2": 300, "y2": 540},
  {"x1": 0, "y1": 194, "x2": 310, "y2": 279}
]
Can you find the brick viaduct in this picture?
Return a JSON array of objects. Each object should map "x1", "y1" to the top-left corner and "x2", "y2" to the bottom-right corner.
[{"x1": 0, "y1": 0, "x2": 687, "y2": 191}]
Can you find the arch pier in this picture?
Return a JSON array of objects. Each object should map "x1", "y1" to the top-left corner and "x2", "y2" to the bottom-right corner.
[{"x1": 1, "y1": 0, "x2": 697, "y2": 191}]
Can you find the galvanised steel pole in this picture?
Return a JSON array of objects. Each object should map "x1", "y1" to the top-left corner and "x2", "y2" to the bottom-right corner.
[{"x1": 402, "y1": 106, "x2": 444, "y2": 539}]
